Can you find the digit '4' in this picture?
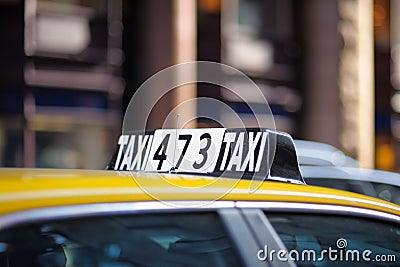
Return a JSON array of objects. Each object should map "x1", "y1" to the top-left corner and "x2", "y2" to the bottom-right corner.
[{"x1": 153, "y1": 134, "x2": 170, "y2": 170}]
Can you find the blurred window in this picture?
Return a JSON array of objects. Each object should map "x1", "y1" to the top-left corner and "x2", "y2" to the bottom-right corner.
[
  {"x1": 267, "y1": 213, "x2": 400, "y2": 266},
  {"x1": 0, "y1": 212, "x2": 243, "y2": 267},
  {"x1": 222, "y1": 0, "x2": 295, "y2": 74}
]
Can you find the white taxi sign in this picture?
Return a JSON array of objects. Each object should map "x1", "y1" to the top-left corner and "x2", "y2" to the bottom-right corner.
[{"x1": 108, "y1": 128, "x2": 303, "y2": 182}]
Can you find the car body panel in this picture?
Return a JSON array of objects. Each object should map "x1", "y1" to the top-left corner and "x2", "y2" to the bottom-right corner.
[{"x1": 1, "y1": 168, "x2": 399, "y2": 217}]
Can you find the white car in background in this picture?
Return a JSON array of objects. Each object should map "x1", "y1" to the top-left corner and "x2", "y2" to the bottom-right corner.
[
  {"x1": 294, "y1": 140, "x2": 359, "y2": 167},
  {"x1": 295, "y1": 140, "x2": 400, "y2": 205},
  {"x1": 302, "y1": 165, "x2": 400, "y2": 205}
]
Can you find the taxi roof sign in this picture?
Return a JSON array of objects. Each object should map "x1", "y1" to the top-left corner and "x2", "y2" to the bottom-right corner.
[{"x1": 107, "y1": 128, "x2": 304, "y2": 183}]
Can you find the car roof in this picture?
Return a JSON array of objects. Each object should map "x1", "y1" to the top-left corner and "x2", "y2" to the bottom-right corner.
[
  {"x1": 0, "y1": 168, "x2": 399, "y2": 217},
  {"x1": 294, "y1": 140, "x2": 359, "y2": 167},
  {"x1": 301, "y1": 165, "x2": 400, "y2": 187}
]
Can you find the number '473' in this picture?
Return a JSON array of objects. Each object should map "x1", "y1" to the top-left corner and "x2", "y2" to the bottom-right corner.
[{"x1": 152, "y1": 133, "x2": 212, "y2": 171}]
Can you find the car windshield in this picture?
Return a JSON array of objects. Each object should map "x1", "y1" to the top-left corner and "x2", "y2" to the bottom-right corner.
[
  {"x1": 267, "y1": 213, "x2": 400, "y2": 266},
  {"x1": 0, "y1": 212, "x2": 243, "y2": 267}
]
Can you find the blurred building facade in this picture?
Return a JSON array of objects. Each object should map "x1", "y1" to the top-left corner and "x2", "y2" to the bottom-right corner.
[
  {"x1": 0, "y1": 0, "x2": 397, "y2": 171},
  {"x1": 0, "y1": 0, "x2": 123, "y2": 168}
]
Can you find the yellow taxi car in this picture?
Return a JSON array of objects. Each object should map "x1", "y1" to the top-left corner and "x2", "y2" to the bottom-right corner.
[{"x1": 0, "y1": 128, "x2": 399, "y2": 267}]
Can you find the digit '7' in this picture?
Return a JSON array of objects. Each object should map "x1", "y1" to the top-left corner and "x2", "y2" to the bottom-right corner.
[{"x1": 175, "y1": 134, "x2": 192, "y2": 169}]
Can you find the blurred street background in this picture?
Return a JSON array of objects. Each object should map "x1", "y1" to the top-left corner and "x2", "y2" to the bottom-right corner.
[{"x1": 0, "y1": 0, "x2": 397, "y2": 171}]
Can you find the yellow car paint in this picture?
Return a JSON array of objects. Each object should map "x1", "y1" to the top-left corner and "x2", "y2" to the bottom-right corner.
[{"x1": 0, "y1": 168, "x2": 399, "y2": 217}]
